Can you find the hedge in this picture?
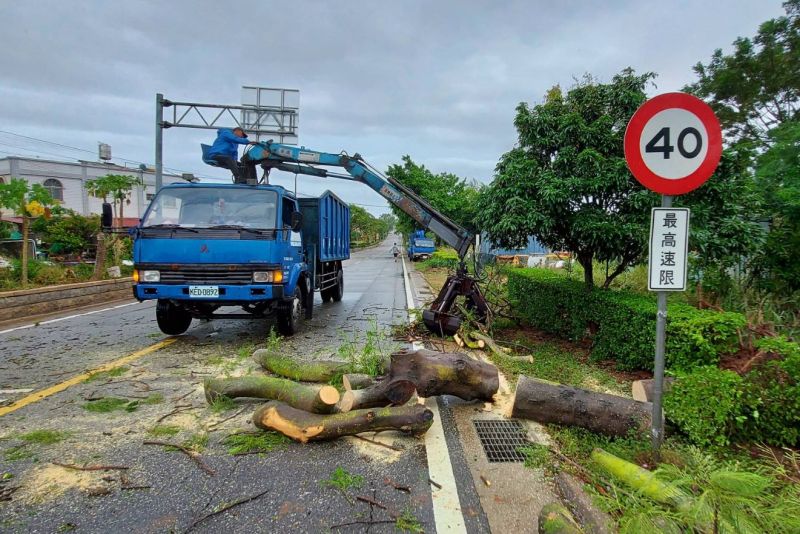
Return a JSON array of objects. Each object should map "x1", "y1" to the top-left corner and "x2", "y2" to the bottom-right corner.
[
  {"x1": 420, "y1": 249, "x2": 459, "y2": 269},
  {"x1": 507, "y1": 268, "x2": 746, "y2": 371}
]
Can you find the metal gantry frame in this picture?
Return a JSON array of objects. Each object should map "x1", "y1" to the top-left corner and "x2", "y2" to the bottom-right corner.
[{"x1": 154, "y1": 90, "x2": 299, "y2": 189}]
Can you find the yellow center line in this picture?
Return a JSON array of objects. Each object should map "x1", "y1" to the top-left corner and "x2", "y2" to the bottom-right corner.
[{"x1": 0, "y1": 337, "x2": 177, "y2": 417}]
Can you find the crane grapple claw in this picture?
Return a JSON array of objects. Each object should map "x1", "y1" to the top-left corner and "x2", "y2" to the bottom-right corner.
[{"x1": 422, "y1": 271, "x2": 489, "y2": 337}]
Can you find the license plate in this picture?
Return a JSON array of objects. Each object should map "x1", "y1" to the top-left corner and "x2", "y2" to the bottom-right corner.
[{"x1": 189, "y1": 285, "x2": 219, "y2": 298}]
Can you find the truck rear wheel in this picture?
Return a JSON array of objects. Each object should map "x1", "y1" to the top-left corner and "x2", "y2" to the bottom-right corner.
[
  {"x1": 332, "y1": 269, "x2": 344, "y2": 302},
  {"x1": 156, "y1": 299, "x2": 192, "y2": 336},
  {"x1": 277, "y1": 287, "x2": 302, "y2": 336}
]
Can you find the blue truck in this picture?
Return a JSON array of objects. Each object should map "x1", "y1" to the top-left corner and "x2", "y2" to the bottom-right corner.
[
  {"x1": 109, "y1": 139, "x2": 489, "y2": 336},
  {"x1": 129, "y1": 182, "x2": 349, "y2": 336},
  {"x1": 407, "y1": 230, "x2": 436, "y2": 261}
]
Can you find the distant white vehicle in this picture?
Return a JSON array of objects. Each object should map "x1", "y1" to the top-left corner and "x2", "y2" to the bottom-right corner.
[{"x1": 0, "y1": 256, "x2": 10, "y2": 269}]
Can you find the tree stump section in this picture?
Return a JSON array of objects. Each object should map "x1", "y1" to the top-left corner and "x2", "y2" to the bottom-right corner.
[
  {"x1": 347, "y1": 379, "x2": 416, "y2": 411},
  {"x1": 253, "y1": 401, "x2": 434, "y2": 443},
  {"x1": 342, "y1": 373, "x2": 374, "y2": 391},
  {"x1": 511, "y1": 376, "x2": 652, "y2": 437},
  {"x1": 205, "y1": 376, "x2": 340, "y2": 414},
  {"x1": 387, "y1": 348, "x2": 498, "y2": 401},
  {"x1": 252, "y1": 349, "x2": 349, "y2": 382}
]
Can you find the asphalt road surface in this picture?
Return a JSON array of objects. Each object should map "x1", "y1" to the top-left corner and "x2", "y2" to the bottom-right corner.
[{"x1": 0, "y1": 236, "x2": 491, "y2": 533}]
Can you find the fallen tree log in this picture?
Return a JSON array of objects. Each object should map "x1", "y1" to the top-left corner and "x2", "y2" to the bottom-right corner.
[
  {"x1": 342, "y1": 373, "x2": 374, "y2": 391},
  {"x1": 252, "y1": 349, "x2": 349, "y2": 382},
  {"x1": 387, "y1": 348, "x2": 498, "y2": 401},
  {"x1": 511, "y1": 376, "x2": 652, "y2": 437},
  {"x1": 347, "y1": 379, "x2": 416, "y2": 411},
  {"x1": 253, "y1": 401, "x2": 434, "y2": 442},
  {"x1": 470, "y1": 332, "x2": 509, "y2": 358},
  {"x1": 538, "y1": 502, "x2": 583, "y2": 534},
  {"x1": 205, "y1": 376, "x2": 341, "y2": 414}
]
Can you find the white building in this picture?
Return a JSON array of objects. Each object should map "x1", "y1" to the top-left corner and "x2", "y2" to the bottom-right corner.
[{"x1": 0, "y1": 156, "x2": 186, "y2": 225}]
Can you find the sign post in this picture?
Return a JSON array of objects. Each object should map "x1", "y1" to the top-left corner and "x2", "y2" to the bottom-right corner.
[{"x1": 624, "y1": 92, "x2": 722, "y2": 455}]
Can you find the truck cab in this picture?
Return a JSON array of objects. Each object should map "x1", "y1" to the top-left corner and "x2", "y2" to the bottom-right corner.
[
  {"x1": 131, "y1": 183, "x2": 349, "y2": 336},
  {"x1": 407, "y1": 230, "x2": 436, "y2": 261}
]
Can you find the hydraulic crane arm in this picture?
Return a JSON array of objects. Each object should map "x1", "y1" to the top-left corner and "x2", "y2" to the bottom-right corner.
[{"x1": 243, "y1": 141, "x2": 474, "y2": 259}]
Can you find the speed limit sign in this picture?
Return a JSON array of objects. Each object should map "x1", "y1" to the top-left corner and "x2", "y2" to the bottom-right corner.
[{"x1": 624, "y1": 92, "x2": 722, "y2": 195}]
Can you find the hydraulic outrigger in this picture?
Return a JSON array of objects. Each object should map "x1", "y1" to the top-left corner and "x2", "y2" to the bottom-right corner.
[{"x1": 241, "y1": 140, "x2": 490, "y2": 336}]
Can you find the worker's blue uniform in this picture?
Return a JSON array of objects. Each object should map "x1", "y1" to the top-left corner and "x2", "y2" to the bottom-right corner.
[{"x1": 206, "y1": 128, "x2": 251, "y2": 182}]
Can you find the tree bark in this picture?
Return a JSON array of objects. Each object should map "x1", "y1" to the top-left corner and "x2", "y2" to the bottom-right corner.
[
  {"x1": 252, "y1": 401, "x2": 434, "y2": 443},
  {"x1": 252, "y1": 349, "x2": 349, "y2": 382},
  {"x1": 347, "y1": 379, "x2": 416, "y2": 411},
  {"x1": 204, "y1": 376, "x2": 340, "y2": 414},
  {"x1": 511, "y1": 376, "x2": 652, "y2": 437},
  {"x1": 386, "y1": 348, "x2": 498, "y2": 401},
  {"x1": 591, "y1": 448, "x2": 693, "y2": 513},
  {"x1": 342, "y1": 373, "x2": 374, "y2": 391},
  {"x1": 92, "y1": 232, "x2": 107, "y2": 281},
  {"x1": 578, "y1": 253, "x2": 594, "y2": 290}
]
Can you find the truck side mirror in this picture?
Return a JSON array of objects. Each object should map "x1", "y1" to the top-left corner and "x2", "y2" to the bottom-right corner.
[
  {"x1": 290, "y1": 211, "x2": 303, "y2": 232},
  {"x1": 101, "y1": 202, "x2": 113, "y2": 229}
]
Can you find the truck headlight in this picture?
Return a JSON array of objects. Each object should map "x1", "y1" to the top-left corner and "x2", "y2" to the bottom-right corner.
[
  {"x1": 253, "y1": 271, "x2": 283, "y2": 283},
  {"x1": 141, "y1": 270, "x2": 160, "y2": 282}
]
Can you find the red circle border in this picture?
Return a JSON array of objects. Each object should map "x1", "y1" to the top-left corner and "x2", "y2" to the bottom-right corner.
[{"x1": 624, "y1": 92, "x2": 722, "y2": 195}]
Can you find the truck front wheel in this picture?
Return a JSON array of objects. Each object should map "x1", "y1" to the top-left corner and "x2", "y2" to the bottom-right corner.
[
  {"x1": 277, "y1": 287, "x2": 302, "y2": 336},
  {"x1": 155, "y1": 300, "x2": 192, "y2": 336}
]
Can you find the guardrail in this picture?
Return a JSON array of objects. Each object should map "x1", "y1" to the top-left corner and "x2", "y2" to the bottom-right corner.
[{"x1": 0, "y1": 278, "x2": 133, "y2": 323}]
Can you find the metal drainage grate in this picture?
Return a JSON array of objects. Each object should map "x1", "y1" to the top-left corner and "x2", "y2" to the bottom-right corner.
[{"x1": 473, "y1": 419, "x2": 531, "y2": 463}]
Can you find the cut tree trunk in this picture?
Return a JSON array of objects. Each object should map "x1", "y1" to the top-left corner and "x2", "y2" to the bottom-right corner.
[
  {"x1": 342, "y1": 373, "x2": 374, "y2": 391},
  {"x1": 252, "y1": 349, "x2": 349, "y2": 382},
  {"x1": 346, "y1": 379, "x2": 416, "y2": 411},
  {"x1": 204, "y1": 376, "x2": 341, "y2": 414},
  {"x1": 92, "y1": 232, "x2": 107, "y2": 281},
  {"x1": 252, "y1": 401, "x2": 434, "y2": 443},
  {"x1": 511, "y1": 376, "x2": 652, "y2": 437},
  {"x1": 538, "y1": 502, "x2": 583, "y2": 534},
  {"x1": 386, "y1": 348, "x2": 498, "y2": 401},
  {"x1": 631, "y1": 378, "x2": 674, "y2": 403},
  {"x1": 470, "y1": 332, "x2": 509, "y2": 358}
]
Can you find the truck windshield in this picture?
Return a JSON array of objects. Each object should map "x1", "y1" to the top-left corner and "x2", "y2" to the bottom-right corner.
[
  {"x1": 142, "y1": 188, "x2": 278, "y2": 229},
  {"x1": 414, "y1": 239, "x2": 435, "y2": 248}
]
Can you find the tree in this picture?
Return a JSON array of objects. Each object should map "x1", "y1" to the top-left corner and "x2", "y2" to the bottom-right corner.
[
  {"x1": 686, "y1": 0, "x2": 800, "y2": 146},
  {"x1": 477, "y1": 71, "x2": 658, "y2": 289},
  {"x1": 477, "y1": 70, "x2": 765, "y2": 290},
  {"x1": 385, "y1": 157, "x2": 482, "y2": 239},
  {"x1": 349, "y1": 205, "x2": 389, "y2": 246},
  {"x1": 84, "y1": 174, "x2": 141, "y2": 227},
  {"x1": 0, "y1": 178, "x2": 54, "y2": 285},
  {"x1": 84, "y1": 174, "x2": 140, "y2": 280},
  {"x1": 378, "y1": 213, "x2": 397, "y2": 233},
  {"x1": 752, "y1": 120, "x2": 800, "y2": 291}
]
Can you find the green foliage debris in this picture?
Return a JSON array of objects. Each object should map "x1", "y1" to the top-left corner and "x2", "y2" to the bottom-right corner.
[
  {"x1": 223, "y1": 431, "x2": 289, "y2": 455},
  {"x1": 147, "y1": 425, "x2": 181, "y2": 438},
  {"x1": 321, "y1": 467, "x2": 364, "y2": 491},
  {"x1": 82, "y1": 397, "x2": 139, "y2": 413}
]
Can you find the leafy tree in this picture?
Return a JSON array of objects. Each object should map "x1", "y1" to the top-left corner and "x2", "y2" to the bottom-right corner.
[
  {"x1": 0, "y1": 178, "x2": 54, "y2": 284},
  {"x1": 385, "y1": 157, "x2": 482, "y2": 240},
  {"x1": 477, "y1": 70, "x2": 765, "y2": 290},
  {"x1": 35, "y1": 210, "x2": 100, "y2": 257},
  {"x1": 686, "y1": 0, "x2": 800, "y2": 145},
  {"x1": 752, "y1": 120, "x2": 800, "y2": 291},
  {"x1": 378, "y1": 213, "x2": 397, "y2": 233},
  {"x1": 84, "y1": 174, "x2": 141, "y2": 228},
  {"x1": 349, "y1": 204, "x2": 389, "y2": 246},
  {"x1": 477, "y1": 71, "x2": 658, "y2": 289}
]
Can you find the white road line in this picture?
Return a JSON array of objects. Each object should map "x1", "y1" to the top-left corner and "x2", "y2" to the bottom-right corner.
[
  {"x1": 401, "y1": 255, "x2": 468, "y2": 533},
  {"x1": 0, "y1": 301, "x2": 142, "y2": 335}
]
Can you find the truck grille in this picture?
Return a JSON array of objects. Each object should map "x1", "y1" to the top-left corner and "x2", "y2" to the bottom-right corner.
[{"x1": 139, "y1": 264, "x2": 281, "y2": 285}]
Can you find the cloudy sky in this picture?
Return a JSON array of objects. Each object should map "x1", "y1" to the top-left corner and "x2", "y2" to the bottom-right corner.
[{"x1": 0, "y1": 0, "x2": 785, "y2": 215}]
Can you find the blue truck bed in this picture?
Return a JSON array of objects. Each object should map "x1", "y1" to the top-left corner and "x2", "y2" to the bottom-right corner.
[{"x1": 298, "y1": 190, "x2": 350, "y2": 262}]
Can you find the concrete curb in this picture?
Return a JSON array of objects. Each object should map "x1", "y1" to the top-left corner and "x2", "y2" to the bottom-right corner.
[{"x1": 0, "y1": 277, "x2": 134, "y2": 322}]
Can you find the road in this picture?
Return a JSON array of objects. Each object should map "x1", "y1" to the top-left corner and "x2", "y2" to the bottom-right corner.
[{"x1": 0, "y1": 236, "x2": 491, "y2": 533}]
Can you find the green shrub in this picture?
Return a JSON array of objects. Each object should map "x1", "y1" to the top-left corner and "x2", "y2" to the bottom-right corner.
[
  {"x1": 739, "y1": 336, "x2": 800, "y2": 446},
  {"x1": 421, "y1": 249, "x2": 459, "y2": 269},
  {"x1": 664, "y1": 366, "x2": 745, "y2": 447},
  {"x1": 32, "y1": 264, "x2": 66, "y2": 285},
  {"x1": 507, "y1": 268, "x2": 745, "y2": 371}
]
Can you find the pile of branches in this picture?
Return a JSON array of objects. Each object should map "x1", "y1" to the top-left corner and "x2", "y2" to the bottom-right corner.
[{"x1": 204, "y1": 347, "x2": 499, "y2": 443}]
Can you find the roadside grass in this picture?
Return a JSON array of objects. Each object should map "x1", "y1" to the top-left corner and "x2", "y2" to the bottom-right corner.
[
  {"x1": 223, "y1": 431, "x2": 289, "y2": 455},
  {"x1": 82, "y1": 397, "x2": 139, "y2": 413},
  {"x1": 85, "y1": 366, "x2": 130, "y2": 382},
  {"x1": 395, "y1": 508, "x2": 424, "y2": 533},
  {"x1": 208, "y1": 395, "x2": 237, "y2": 413},
  {"x1": 488, "y1": 329, "x2": 629, "y2": 395},
  {"x1": 321, "y1": 466, "x2": 364, "y2": 491},
  {"x1": 2, "y1": 429, "x2": 71, "y2": 461},
  {"x1": 147, "y1": 425, "x2": 181, "y2": 438}
]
